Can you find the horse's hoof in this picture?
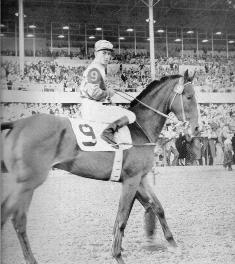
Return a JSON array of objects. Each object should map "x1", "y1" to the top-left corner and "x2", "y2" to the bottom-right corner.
[
  {"x1": 115, "y1": 256, "x2": 125, "y2": 264},
  {"x1": 142, "y1": 240, "x2": 167, "y2": 252},
  {"x1": 26, "y1": 259, "x2": 38, "y2": 264},
  {"x1": 167, "y1": 243, "x2": 182, "y2": 255},
  {"x1": 168, "y1": 238, "x2": 177, "y2": 248}
]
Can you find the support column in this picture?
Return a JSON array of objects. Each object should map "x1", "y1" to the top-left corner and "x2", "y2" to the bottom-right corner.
[
  {"x1": 211, "y1": 32, "x2": 214, "y2": 57},
  {"x1": 226, "y1": 33, "x2": 229, "y2": 59},
  {"x1": 148, "y1": 0, "x2": 155, "y2": 80},
  {"x1": 134, "y1": 27, "x2": 137, "y2": 55},
  {"x1": 50, "y1": 22, "x2": 53, "y2": 54},
  {"x1": 166, "y1": 27, "x2": 168, "y2": 57},
  {"x1": 18, "y1": 0, "x2": 24, "y2": 76},
  {"x1": 181, "y1": 28, "x2": 184, "y2": 57},
  {"x1": 15, "y1": 21, "x2": 18, "y2": 56},
  {"x1": 196, "y1": 31, "x2": 199, "y2": 58},
  {"x1": 85, "y1": 24, "x2": 87, "y2": 57}
]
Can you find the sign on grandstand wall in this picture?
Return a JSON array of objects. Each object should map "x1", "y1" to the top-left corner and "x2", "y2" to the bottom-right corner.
[
  {"x1": 54, "y1": 57, "x2": 90, "y2": 67},
  {"x1": 1, "y1": 90, "x2": 235, "y2": 104},
  {"x1": 1, "y1": 37, "x2": 47, "y2": 51},
  {"x1": 1, "y1": 56, "x2": 90, "y2": 67},
  {"x1": 1, "y1": 56, "x2": 53, "y2": 64}
]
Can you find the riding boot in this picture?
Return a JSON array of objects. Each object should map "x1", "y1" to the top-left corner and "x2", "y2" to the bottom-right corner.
[{"x1": 101, "y1": 116, "x2": 129, "y2": 148}]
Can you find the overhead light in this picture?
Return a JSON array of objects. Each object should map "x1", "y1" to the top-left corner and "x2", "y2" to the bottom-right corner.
[
  {"x1": 89, "y1": 35, "x2": 95, "y2": 39},
  {"x1": 119, "y1": 37, "x2": 125, "y2": 40},
  {"x1": 58, "y1": 34, "x2": 65, "y2": 38},
  {"x1": 187, "y1": 30, "x2": 194, "y2": 34},
  {"x1": 228, "y1": 40, "x2": 234, "y2": 44},
  {"x1": 215, "y1": 31, "x2": 222, "y2": 35},
  {"x1": 202, "y1": 39, "x2": 208, "y2": 43},
  {"x1": 147, "y1": 38, "x2": 150, "y2": 41},
  {"x1": 0, "y1": 24, "x2": 5, "y2": 28},
  {"x1": 175, "y1": 38, "x2": 181, "y2": 42},
  {"x1": 146, "y1": 18, "x2": 156, "y2": 23},
  {"x1": 29, "y1": 24, "x2": 36, "y2": 29},
  {"x1": 126, "y1": 28, "x2": 134, "y2": 32},
  {"x1": 15, "y1": 12, "x2": 27, "y2": 17},
  {"x1": 157, "y1": 29, "x2": 164, "y2": 33},
  {"x1": 26, "y1": 33, "x2": 34, "y2": 37},
  {"x1": 62, "y1": 26, "x2": 69, "y2": 30},
  {"x1": 0, "y1": 33, "x2": 4, "y2": 37},
  {"x1": 96, "y1": 27, "x2": 102, "y2": 31}
]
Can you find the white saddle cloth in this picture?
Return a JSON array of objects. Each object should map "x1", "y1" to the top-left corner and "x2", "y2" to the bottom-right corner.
[{"x1": 69, "y1": 118, "x2": 132, "y2": 151}]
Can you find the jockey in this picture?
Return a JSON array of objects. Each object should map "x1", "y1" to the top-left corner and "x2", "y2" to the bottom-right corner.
[{"x1": 80, "y1": 40, "x2": 136, "y2": 148}]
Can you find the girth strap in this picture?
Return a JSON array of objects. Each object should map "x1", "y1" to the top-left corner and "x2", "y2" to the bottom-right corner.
[{"x1": 110, "y1": 149, "x2": 123, "y2": 182}]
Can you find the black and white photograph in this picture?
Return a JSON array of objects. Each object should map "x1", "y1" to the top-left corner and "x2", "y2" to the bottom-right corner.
[{"x1": 1, "y1": 1, "x2": 235, "y2": 263}]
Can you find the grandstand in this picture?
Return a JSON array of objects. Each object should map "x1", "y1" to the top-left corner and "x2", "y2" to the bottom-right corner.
[{"x1": 1, "y1": 0, "x2": 235, "y2": 166}]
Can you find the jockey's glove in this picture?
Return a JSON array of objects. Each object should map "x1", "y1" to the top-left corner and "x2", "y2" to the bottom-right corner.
[{"x1": 107, "y1": 88, "x2": 115, "y2": 98}]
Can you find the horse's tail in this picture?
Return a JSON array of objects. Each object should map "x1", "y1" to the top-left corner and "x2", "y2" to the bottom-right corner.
[{"x1": 1, "y1": 121, "x2": 14, "y2": 131}]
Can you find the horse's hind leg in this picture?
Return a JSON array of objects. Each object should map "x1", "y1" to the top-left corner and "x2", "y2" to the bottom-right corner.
[
  {"x1": 12, "y1": 212, "x2": 38, "y2": 264},
  {"x1": 136, "y1": 176, "x2": 177, "y2": 247},
  {"x1": 112, "y1": 176, "x2": 141, "y2": 264},
  {"x1": 1, "y1": 186, "x2": 38, "y2": 264}
]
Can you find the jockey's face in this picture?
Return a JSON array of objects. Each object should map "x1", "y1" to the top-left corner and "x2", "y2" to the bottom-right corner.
[{"x1": 95, "y1": 50, "x2": 112, "y2": 65}]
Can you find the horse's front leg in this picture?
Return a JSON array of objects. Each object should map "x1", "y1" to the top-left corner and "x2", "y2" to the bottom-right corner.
[
  {"x1": 112, "y1": 176, "x2": 141, "y2": 264},
  {"x1": 136, "y1": 176, "x2": 177, "y2": 247}
]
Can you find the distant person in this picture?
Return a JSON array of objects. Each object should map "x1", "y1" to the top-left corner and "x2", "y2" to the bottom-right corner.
[
  {"x1": 232, "y1": 133, "x2": 235, "y2": 164},
  {"x1": 223, "y1": 134, "x2": 233, "y2": 171}
]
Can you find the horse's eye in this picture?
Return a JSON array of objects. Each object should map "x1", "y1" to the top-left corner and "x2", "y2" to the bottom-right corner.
[{"x1": 187, "y1": 96, "x2": 192, "y2": 100}]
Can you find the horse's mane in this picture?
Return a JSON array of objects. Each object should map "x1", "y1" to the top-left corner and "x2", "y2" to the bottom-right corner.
[{"x1": 130, "y1": 74, "x2": 181, "y2": 107}]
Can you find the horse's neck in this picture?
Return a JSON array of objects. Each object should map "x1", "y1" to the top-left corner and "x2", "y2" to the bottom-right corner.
[{"x1": 131, "y1": 80, "x2": 174, "y2": 143}]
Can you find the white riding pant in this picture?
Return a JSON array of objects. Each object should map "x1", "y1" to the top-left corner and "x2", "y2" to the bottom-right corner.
[{"x1": 81, "y1": 98, "x2": 136, "y2": 124}]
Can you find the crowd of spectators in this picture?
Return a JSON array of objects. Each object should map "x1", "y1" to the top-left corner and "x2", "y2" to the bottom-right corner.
[
  {"x1": 0, "y1": 102, "x2": 81, "y2": 121},
  {"x1": 1, "y1": 51, "x2": 235, "y2": 93},
  {"x1": 1, "y1": 60, "x2": 86, "y2": 92}
]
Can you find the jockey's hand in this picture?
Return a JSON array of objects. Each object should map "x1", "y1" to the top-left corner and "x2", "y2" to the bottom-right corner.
[{"x1": 107, "y1": 88, "x2": 115, "y2": 98}]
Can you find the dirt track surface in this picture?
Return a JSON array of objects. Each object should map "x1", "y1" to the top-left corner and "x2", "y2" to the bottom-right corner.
[{"x1": 1, "y1": 166, "x2": 235, "y2": 264}]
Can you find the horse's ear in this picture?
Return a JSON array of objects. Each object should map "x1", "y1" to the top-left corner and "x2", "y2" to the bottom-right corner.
[
  {"x1": 189, "y1": 71, "x2": 196, "y2": 82},
  {"x1": 184, "y1": 69, "x2": 189, "y2": 83}
]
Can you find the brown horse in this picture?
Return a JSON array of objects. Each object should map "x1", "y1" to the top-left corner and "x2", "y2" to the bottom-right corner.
[{"x1": 1, "y1": 70, "x2": 199, "y2": 264}]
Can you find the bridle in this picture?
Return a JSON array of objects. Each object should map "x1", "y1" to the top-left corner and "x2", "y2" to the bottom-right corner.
[{"x1": 169, "y1": 79, "x2": 192, "y2": 123}]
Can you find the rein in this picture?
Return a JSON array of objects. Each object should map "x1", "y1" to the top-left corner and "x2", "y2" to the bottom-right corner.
[
  {"x1": 115, "y1": 80, "x2": 192, "y2": 124},
  {"x1": 113, "y1": 79, "x2": 192, "y2": 145},
  {"x1": 115, "y1": 90, "x2": 174, "y2": 121}
]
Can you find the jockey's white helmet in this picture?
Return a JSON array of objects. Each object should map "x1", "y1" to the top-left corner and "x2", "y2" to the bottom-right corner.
[{"x1": 95, "y1": 40, "x2": 113, "y2": 52}]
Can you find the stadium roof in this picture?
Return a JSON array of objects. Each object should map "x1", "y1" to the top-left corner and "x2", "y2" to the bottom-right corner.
[{"x1": 1, "y1": 0, "x2": 235, "y2": 45}]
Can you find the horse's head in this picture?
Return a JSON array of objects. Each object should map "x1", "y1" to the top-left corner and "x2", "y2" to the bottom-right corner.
[{"x1": 168, "y1": 70, "x2": 199, "y2": 136}]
